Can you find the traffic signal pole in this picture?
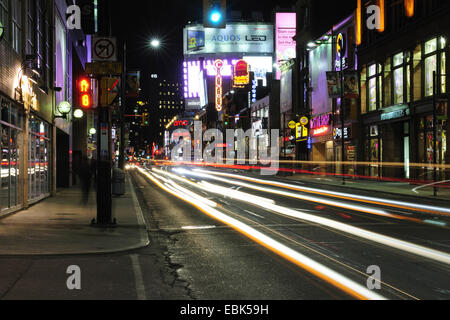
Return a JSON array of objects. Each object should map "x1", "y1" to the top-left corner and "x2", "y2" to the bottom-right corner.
[{"x1": 93, "y1": 77, "x2": 114, "y2": 226}]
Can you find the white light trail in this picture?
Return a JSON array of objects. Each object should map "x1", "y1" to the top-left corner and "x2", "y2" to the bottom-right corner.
[
  {"x1": 193, "y1": 169, "x2": 450, "y2": 215},
  {"x1": 137, "y1": 166, "x2": 386, "y2": 300}
]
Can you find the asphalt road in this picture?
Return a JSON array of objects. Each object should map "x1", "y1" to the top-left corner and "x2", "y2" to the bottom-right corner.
[
  {"x1": 0, "y1": 164, "x2": 448, "y2": 301},
  {"x1": 132, "y1": 164, "x2": 450, "y2": 300}
]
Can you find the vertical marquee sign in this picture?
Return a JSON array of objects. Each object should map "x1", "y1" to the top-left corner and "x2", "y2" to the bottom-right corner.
[{"x1": 214, "y1": 59, "x2": 224, "y2": 112}]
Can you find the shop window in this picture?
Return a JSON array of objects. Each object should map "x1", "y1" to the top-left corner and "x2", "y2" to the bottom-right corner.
[
  {"x1": 413, "y1": 45, "x2": 422, "y2": 101},
  {"x1": 361, "y1": 65, "x2": 367, "y2": 115},
  {"x1": 383, "y1": 59, "x2": 392, "y2": 107},
  {"x1": 425, "y1": 55, "x2": 437, "y2": 96},
  {"x1": 393, "y1": 53, "x2": 404, "y2": 104}
]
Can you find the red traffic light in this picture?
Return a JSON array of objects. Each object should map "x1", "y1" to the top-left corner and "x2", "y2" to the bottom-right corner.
[{"x1": 78, "y1": 78, "x2": 92, "y2": 108}]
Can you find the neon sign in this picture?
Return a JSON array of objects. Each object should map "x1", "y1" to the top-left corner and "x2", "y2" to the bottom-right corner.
[
  {"x1": 214, "y1": 59, "x2": 224, "y2": 112},
  {"x1": 312, "y1": 126, "x2": 329, "y2": 136},
  {"x1": 174, "y1": 120, "x2": 189, "y2": 127}
]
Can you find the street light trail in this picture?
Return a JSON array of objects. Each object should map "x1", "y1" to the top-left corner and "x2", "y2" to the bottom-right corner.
[
  {"x1": 151, "y1": 167, "x2": 450, "y2": 265},
  {"x1": 191, "y1": 168, "x2": 450, "y2": 216},
  {"x1": 136, "y1": 167, "x2": 386, "y2": 300}
]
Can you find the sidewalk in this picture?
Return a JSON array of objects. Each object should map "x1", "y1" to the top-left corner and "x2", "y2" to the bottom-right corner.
[
  {"x1": 0, "y1": 174, "x2": 149, "y2": 256},
  {"x1": 284, "y1": 173, "x2": 450, "y2": 201}
]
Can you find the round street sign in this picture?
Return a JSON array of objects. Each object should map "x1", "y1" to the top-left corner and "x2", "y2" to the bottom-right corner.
[
  {"x1": 93, "y1": 38, "x2": 116, "y2": 61},
  {"x1": 288, "y1": 121, "x2": 297, "y2": 129},
  {"x1": 0, "y1": 21, "x2": 4, "y2": 41},
  {"x1": 300, "y1": 117, "x2": 309, "y2": 126},
  {"x1": 57, "y1": 101, "x2": 72, "y2": 115}
]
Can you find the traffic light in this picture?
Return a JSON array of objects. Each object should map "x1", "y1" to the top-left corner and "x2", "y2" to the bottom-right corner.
[
  {"x1": 223, "y1": 114, "x2": 229, "y2": 128},
  {"x1": 78, "y1": 77, "x2": 92, "y2": 109},
  {"x1": 142, "y1": 113, "x2": 149, "y2": 127},
  {"x1": 100, "y1": 77, "x2": 120, "y2": 106},
  {"x1": 203, "y1": 0, "x2": 226, "y2": 29}
]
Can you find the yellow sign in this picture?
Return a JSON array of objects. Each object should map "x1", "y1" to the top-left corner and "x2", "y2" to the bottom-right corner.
[{"x1": 288, "y1": 121, "x2": 297, "y2": 129}]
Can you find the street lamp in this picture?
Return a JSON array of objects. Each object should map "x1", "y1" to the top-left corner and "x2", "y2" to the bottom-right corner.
[{"x1": 150, "y1": 39, "x2": 160, "y2": 49}]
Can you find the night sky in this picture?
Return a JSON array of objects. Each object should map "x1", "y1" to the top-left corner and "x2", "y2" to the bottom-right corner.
[
  {"x1": 111, "y1": 0, "x2": 296, "y2": 96},
  {"x1": 110, "y1": 0, "x2": 355, "y2": 98}
]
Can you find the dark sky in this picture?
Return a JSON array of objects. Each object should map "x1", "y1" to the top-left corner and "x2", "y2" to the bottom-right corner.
[
  {"x1": 109, "y1": 0, "x2": 354, "y2": 97},
  {"x1": 111, "y1": 0, "x2": 296, "y2": 86}
]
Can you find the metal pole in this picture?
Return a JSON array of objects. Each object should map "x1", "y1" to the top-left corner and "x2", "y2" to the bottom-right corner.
[
  {"x1": 119, "y1": 42, "x2": 126, "y2": 170},
  {"x1": 433, "y1": 71, "x2": 438, "y2": 196},
  {"x1": 340, "y1": 56, "x2": 345, "y2": 185}
]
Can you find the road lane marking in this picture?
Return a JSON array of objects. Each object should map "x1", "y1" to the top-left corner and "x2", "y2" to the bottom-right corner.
[
  {"x1": 130, "y1": 254, "x2": 147, "y2": 301},
  {"x1": 244, "y1": 210, "x2": 265, "y2": 219}
]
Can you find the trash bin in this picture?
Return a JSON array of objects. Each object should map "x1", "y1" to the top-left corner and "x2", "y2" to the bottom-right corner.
[{"x1": 112, "y1": 168, "x2": 126, "y2": 196}]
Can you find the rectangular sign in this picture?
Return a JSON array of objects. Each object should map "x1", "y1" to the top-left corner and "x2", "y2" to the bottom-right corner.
[
  {"x1": 86, "y1": 62, "x2": 123, "y2": 75},
  {"x1": 184, "y1": 23, "x2": 274, "y2": 55},
  {"x1": 275, "y1": 12, "x2": 296, "y2": 80}
]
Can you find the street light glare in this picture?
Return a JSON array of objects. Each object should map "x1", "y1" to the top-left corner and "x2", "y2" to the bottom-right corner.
[{"x1": 150, "y1": 39, "x2": 160, "y2": 48}]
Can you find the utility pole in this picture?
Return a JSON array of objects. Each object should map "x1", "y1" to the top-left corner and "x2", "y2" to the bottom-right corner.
[
  {"x1": 119, "y1": 42, "x2": 126, "y2": 170},
  {"x1": 340, "y1": 53, "x2": 346, "y2": 186},
  {"x1": 433, "y1": 71, "x2": 438, "y2": 197}
]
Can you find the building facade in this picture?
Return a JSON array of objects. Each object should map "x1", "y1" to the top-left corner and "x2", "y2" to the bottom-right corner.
[
  {"x1": 357, "y1": 0, "x2": 450, "y2": 180},
  {"x1": 0, "y1": 0, "x2": 94, "y2": 216}
]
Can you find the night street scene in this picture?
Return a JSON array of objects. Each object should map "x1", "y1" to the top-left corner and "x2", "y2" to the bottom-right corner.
[{"x1": 0, "y1": 0, "x2": 450, "y2": 310}]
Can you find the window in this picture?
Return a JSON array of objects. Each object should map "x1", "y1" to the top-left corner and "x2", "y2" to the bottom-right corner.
[
  {"x1": 26, "y1": 0, "x2": 35, "y2": 55},
  {"x1": 423, "y1": 37, "x2": 446, "y2": 97},
  {"x1": 393, "y1": 53, "x2": 404, "y2": 104},
  {"x1": 413, "y1": 44, "x2": 422, "y2": 101},
  {"x1": 11, "y1": 0, "x2": 21, "y2": 54},
  {"x1": 367, "y1": 63, "x2": 381, "y2": 112},
  {"x1": 0, "y1": 0, "x2": 9, "y2": 43}
]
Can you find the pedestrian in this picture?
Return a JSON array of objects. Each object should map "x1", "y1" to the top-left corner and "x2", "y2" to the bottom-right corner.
[{"x1": 79, "y1": 157, "x2": 92, "y2": 205}]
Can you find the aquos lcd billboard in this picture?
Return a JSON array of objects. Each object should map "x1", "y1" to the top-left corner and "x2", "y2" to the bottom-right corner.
[{"x1": 184, "y1": 23, "x2": 274, "y2": 55}]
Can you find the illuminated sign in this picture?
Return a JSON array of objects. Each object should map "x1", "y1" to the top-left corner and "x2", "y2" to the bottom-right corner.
[
  {"x1": 312, "y1": 126, "x2": 330, "y2": 136},
  {"x1": 79, "y1": 78, "x2": 92, "y2": 108},
  {"x1": 275, "y1": 12, "x2": 297, "y2": 80},
  {"x1": 334, "y1": 127, "x2": 352, "y2": 140},
  {"x1": 311, "y1": 113, "x2": 331, "y2": 130},
  {"x1": 184, "y1": 23, "x2": 274, "y2": 55},
  {"x1": 233, "y1": 60, "x2": 250, "y2": 87},
  {"x1": 296, "y1": 123, "x2": 309, "y2": 141},
  {"x1": 214, "y1": 59, "x2": 224, "y2": 112},
  {"x1": 337, "y1": 33, "x2": 346, "y2": 58},
  {"x1": 174, "y1": 120, "x2": 189, "y2": 127},
  {"x1": 404, "y1": 0, "x2": 414, "y2": 17}
]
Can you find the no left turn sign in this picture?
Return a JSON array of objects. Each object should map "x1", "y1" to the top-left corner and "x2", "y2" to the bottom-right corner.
[{"x1": 93, "y1": 37, "x2": 117, "y2": 62}]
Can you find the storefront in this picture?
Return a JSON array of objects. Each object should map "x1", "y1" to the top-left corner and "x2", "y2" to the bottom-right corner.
[
  {"x1": 1, "y1": 95, "x2": 23, "y2": 213},
  {"x1": 360, "y1": 34, "x2": 449, "y2": 180},
  {"x1": 362, "y1": 105, "x2": 412, "y2": 178},
  {"x1": 28, "y1": 115, "x2": 51, "y2": 203}
]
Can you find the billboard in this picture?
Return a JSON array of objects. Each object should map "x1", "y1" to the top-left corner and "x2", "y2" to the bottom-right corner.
[
  {"x1": 309, "y1": 43, "x2": 333, "y2": 115},
  {"x1": 184, "y1": 23, "x2": 274, "y2": 55},
  {"x1": 280, "y1": 68, "x2": 292, "y2": 114},
  {"x1": 275, "y1": 12, "x2": 296, "y2": 80},
  {"x1": 126, "y1": 71, "x2": 141, "y2": 98}
]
